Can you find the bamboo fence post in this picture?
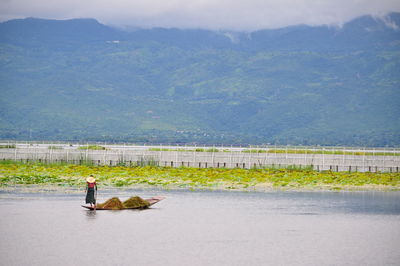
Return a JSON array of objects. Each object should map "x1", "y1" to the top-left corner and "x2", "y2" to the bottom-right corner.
[
  {"x1": 193, "y1": 145, "x2": 196, "y2": 167},
  {"x1": 103, "y1": 148, "x2": 106, "y2": 165},
  {"x1": 249, "y1": 148, "x2": 252, "y2": 169},
  {"x1": 304, "y1": 148, "x2": 307, "y2": 167},
  {"x1": 212, "y1": 145, "x2": 215, "y2": 167},
  {"x1": 285, "y1": 146, "x2": 288, "y2": 159},
  {"x1": 383, "y1": 147, "x2": 386, "y2": 172},
  {"x1": 264, "y1": 146, "x2": 268, "y2": 167},
  {"x1": 342, "y1": 147, "x2": 345, "y2": 168},
  {"x1": 372, "y1": 147, "x2": 375, "y2": 170},
  {"x1": 159, "y1": 143, "x2": 162, "y2": 165},
  {"x1": 85, "y1": 143, "x2": 88, "y2": 161},
  {"x1": 362, "y1": 147, "x2": 366, "y2": 172},
  {"x1": 230, "y1": 145, "x2": 233, "y2": 168}
]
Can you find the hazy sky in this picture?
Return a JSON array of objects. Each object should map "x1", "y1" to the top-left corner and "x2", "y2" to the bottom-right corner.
[{"x1": 1, "y1": 0, "x2": 400, "y2": 31}]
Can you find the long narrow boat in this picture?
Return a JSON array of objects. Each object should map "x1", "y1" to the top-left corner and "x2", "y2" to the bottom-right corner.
[{"x1": 81, "y1": 196, "x2": 165, "y2": 210}]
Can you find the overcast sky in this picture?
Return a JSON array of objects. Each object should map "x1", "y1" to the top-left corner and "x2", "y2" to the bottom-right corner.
[{"x1": 1, "y1": 0, "x2": 400, "y2": 31}]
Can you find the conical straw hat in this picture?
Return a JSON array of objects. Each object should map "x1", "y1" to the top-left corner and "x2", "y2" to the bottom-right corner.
[{"x1": 86, "y1": 176, "x2": 96, "y2": 183}]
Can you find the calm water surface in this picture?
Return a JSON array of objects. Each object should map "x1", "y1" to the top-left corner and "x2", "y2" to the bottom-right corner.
[{"x1": 0, "y1": 189, "x2": 399, "y2": 266}]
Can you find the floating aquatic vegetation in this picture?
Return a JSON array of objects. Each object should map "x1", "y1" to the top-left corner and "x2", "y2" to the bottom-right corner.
[
  {"x1": 1, "y1": 161, "x2": 399, "y2": 190},
  {"x1": 0, "y1": 144, "x2": 16, "y2": 149},
  {"x1": 78, "y1": 145, "x2": 106, "y2": 150}
]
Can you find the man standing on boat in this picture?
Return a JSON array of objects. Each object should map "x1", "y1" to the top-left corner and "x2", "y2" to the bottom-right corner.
[{"x1": 85, "y1": 175, "x2": 97, "y2": 209}]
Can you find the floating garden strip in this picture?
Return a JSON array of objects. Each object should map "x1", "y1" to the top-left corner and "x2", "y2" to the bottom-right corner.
[
  {"x1": 0, "y1": 162, "x2": 399, "y2": 191},
  {"x1": 148, "y1": 147, "x2": 399, "y2": 156},
  {"x1": 78, "y1": 145, "x2": 107, "y2": 150},
  {"x1": 0, "y1": 144, "x2": 16, "y2": 149}
]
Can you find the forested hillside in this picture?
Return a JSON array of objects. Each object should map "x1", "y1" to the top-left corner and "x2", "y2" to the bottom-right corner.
[{"x1": 0, "y1": 14, "x2": 399, "y2": 146}]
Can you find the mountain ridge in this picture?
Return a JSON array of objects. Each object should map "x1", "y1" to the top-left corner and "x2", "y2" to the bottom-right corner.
[
  {"x1": 2, "y1": 13, "x2": 400, "y2": 46},
  {"x1": 0, "y1": 13, "x2": 399, "y2": 146}
]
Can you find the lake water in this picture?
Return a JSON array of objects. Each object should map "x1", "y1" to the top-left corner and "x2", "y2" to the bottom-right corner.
[{"x1": 0, "y1": 189, "x2": 399, "y2": 266}]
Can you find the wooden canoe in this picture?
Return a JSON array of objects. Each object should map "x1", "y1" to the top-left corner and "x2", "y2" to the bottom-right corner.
[{"x1": 81, "y1": 196, "x2": 165, "y2": 210}]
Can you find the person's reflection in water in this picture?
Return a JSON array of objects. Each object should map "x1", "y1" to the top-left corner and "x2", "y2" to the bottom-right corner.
[{"x1": 85, "y1": 209, "x2": 97, "y2": 220}]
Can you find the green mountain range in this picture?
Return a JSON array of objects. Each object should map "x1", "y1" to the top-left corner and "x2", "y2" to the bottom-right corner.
[{"x1": 0, "y1": 14, "x2": 399, "y2": 146}]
